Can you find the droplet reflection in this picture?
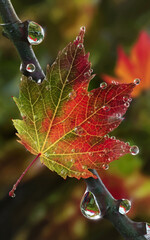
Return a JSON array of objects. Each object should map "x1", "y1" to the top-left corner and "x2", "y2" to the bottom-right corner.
[{"x1": 80, "y1": 190, "x2": 102, "y2": 220}]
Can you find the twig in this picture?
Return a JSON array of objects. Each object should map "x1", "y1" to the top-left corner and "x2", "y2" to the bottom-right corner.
[
  {"x1": 85, "y1": 170, "x2": 147, "y2": 240},
  {"x1": 0, "y1": 1, "x2": 147, "y2": 239},
  {"x1": 0, "y1": 0, "x2": 45, "y2": 81}
]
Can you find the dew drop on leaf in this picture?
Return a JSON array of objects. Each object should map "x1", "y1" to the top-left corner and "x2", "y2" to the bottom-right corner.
[
  {"x1": 118, "y1": 199, "x2": 131, "y2": 215},
  {"x1": 100, "y1": 82, "x2": 107, "y2": 89},
  {"x1": 69, "y1": 90, "x2": 77, "y2": 100},
  {"x1": 27, "y1": 21, "x2": 45, "y2": 45},
  {"x1": 80, "y1": 190, "x2": 102, "y2": 220},
  {"x1": 80, "y1": 26, "x2": 86, "y2": 32},
  {"x1": 104, "y1": 134, "x2": 109, "y2": 139},
  {"x1": 84, "y1": 72, "x2": 90, "y2": 78},
  {"x1": 74, "y1": 126, "x2": 84, "y2": 135},
  {"x1": 110, "y1": 136, "x2": 116, "y2": 140},
  {"x1": 77, "y1": 43, "x2": 84, "y2": 49},
  {"x1": 123, "y1": 96, "x2": 129, "y2": 102},
  {"x1": 102, "y1": 105, "x2": 110, "y2": 111},
  {"x1": 76, "y1": 36, "x2": 81, "y2": 41},
  {"x1": 130, "y1": 145, "x2": 139, "y2": 155},
  {"x1": 102, "y1": 163, "x2": 109, "y2": 170},
  {"x1": 134, "y1": 78, "x2": 141, "y2": 85},
  {"x1": 26, "y1": 63, "x2": 35, "y2": 73},
  {"x1": 124, "y1": 102, "x2": 130, "y2": 108},
  {"x1": 128, "y1": 97, "x2": 132, "y2": 102}
]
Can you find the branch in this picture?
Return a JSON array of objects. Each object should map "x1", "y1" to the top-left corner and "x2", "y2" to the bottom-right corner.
[
  {"x1": 0, "y1": 0, "x2": 45, "y2": 81},
  {"x1": 0, "y1": 1, "x2": 148, "y2": 239},
  {"x1": 85, "y1": 169, "x2": 147, "y2": 240}
]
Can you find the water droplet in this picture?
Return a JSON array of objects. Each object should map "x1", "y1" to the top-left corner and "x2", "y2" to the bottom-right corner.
[
  {"x1": 69, "y1": 90, "x2": 76, "y2": 100},
  {"x1": 124, "y1": 102, "x2": 130, "y2": 108},
  {"x1": 123, "y1": 96, "x2": 129, "y2": 102},
  {"x1": 74, "y1": 126, "x2": 84, "y2": 135},
  {"x1": 104, "y1": 134, "x2": 109, "y2": 140},
  {"x1": 116, "y1": 113, "x2": 121, "y2": 118},
  {"x1": 89, "y1": 152, "x2": 93, "y2": 156},
  {"x1": 28, "y1": 76, "x2": 33, "y2": 80},
  {"x1": 111, "y1": 136, "x2": 116, "y2": 140},
  {"x1": 26, "y1": 63, "x2": 35, "y2": 72},
  {"x1": 102, "y1": 164, "x2": 109, "y2": 170},
  {"x1": 134, "y1": 78, "x2": 140, "y2": 85},
  {"x1": 100, "y1": 82, "x2": 107, "y2": 89},
  {"x1": 125, "y1": 142, "x2": 130, "y2": 145},
  {"x1": 146, "y1": 223, "x2": 150, "y2": 234},
  {"x1": 102, "y1": 105, "x2": 110, "y2": 111},
  {"x1": 20, "y1": 63, "x2": 23, "y2": 71},
  {"x1": 37, "y1": 79, "x2": 42, "y2": 84},
  {"x1": 84, "y1": 71, "x2": 90, "y2": 78},
  {"x1": 89, "y1": 69, "x2": 93, "y2": 74},
  {"x1": 27, "y1": 21, "x2": 45, "y2": 45},
  {"x1": 130, "y1": 145, "x2": 139, "y2": 155},
  {"x1": 118, "y1": 199, "x2": 131, "y2": 215},
  {"x1": 80, "y1": 26, "x2": 86, "y2": 32},
  {"x1": 76, "y1": 36, "x2": 81, "y2": 41},
  {"x1": 77, "y1": 43, "x2": 84, "y2": 49},
  {"x1": 71, "y1": 149, "x2": 75, "y2": 153},
  {"x1": 80, "y1": 190, "x2": 101, "y2": 220},
  {"x1": 88, "y1": 92, "x2": 93, "y2": 97},
  {"x1": 70, "y1": 159, "x2": 74, "y2": 163},
  {"x1": 128, "y1": 97, "x2": 132, "y2": 102}
]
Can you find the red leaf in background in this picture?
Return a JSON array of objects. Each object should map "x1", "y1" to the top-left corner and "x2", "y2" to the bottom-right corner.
[{"x1": 102, "y1": 31, "x2": 150, "y2": 97}]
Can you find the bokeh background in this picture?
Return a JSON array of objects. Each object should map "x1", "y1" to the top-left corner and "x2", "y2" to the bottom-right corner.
[{"x1": 0, "y1": 0, "x2": 150, "y2": 239}]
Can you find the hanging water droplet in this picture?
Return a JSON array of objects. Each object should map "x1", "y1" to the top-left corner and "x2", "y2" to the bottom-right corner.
[
  {"x1": 27, "y1": 21, "x2": 45, "y2": 45},
  {"x1": 102, "y1": 163, "x2": 109, "y2": 170},
  {"x1": 134, "y1": 78, "x2": 140, "y2": 85},
  {"x1": 69, "y1": 90, "x2": 77, "y2": 100},
  {"x1": 102, "y1": 105, "x2": 110, "y2": 111},
  {"x1": 26, "y1": 63, "x2": 35, "y2": 73},
  {"x1": 118, "y1": 199, "x2": 131, "y2": 215},
  {"x1": 80, "y1": 26, "x2": 86, "y2": 32},
  {"x1": 100, "y1": 82, "x2": 107, "y2": 89},
  {"x1": 80, "y1": 190, "x2": 101, "y2": 220},
  {"x1": 89, "y1": 69, "x2": 93, "y2": 74},
  {"x1": 77, "y1": 43, "x2": 84, "y2": 49},
  {"x1": 146, "y1": 223, "x2": 150, "y2": 234},
  {"x1": 130, "y1": 145, "x2": 139, "y2": 155},
  {"x1": 123, "y1": 96, "x2": 129, "y2": 102},
  {"x1": 124, "y1": 102, "x2": 130, "y2": 108}
]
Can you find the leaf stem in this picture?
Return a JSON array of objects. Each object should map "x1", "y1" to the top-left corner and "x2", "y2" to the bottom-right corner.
[
  {"x1": 9, "y1": 153, "x2": 41, "y2": 198},
  {"x1": 85, "y1": 169, "x2": 147, "y2": 240}
]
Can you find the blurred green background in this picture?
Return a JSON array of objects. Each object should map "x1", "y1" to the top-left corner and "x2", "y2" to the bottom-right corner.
[{"x1": 0, "y1": 0, "x2": 150, "y2": 239}]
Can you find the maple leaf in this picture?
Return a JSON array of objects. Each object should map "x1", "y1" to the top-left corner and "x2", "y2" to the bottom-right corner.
[
  {"x1": 102, "y1": 31, "x2": 150, "y2": 97},
  {"x1": 12, "y1": 27, "x2": 136, "y2": 186}
]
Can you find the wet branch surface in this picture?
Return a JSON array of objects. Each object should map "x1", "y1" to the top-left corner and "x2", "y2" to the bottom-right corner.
[{"x1": 0, "y1": 0, "x2": 147, "y2": 239}]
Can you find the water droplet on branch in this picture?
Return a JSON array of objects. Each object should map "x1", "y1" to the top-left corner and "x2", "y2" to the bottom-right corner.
[
  {"x1": 26, "y1": 63, "x2": 35, "y2": 72},
  {"x1": 80, "y1": 190, "x2": 102, "y2": 220},
  {"x1": 102, "y1": 163, "x2": 109, "y2": 170},
  {"x1": 27, "y1": 21, "x2": 45, "y2": 45},
  {"x1": 146, "y1": 223, "x2": 150, "y2": 234},
  {"x1": 130, "y1": 145, "x2": 139, "y2": 155},
  {"x1": 118, "y1": 199, "x2": 131, "y2": 215}
]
